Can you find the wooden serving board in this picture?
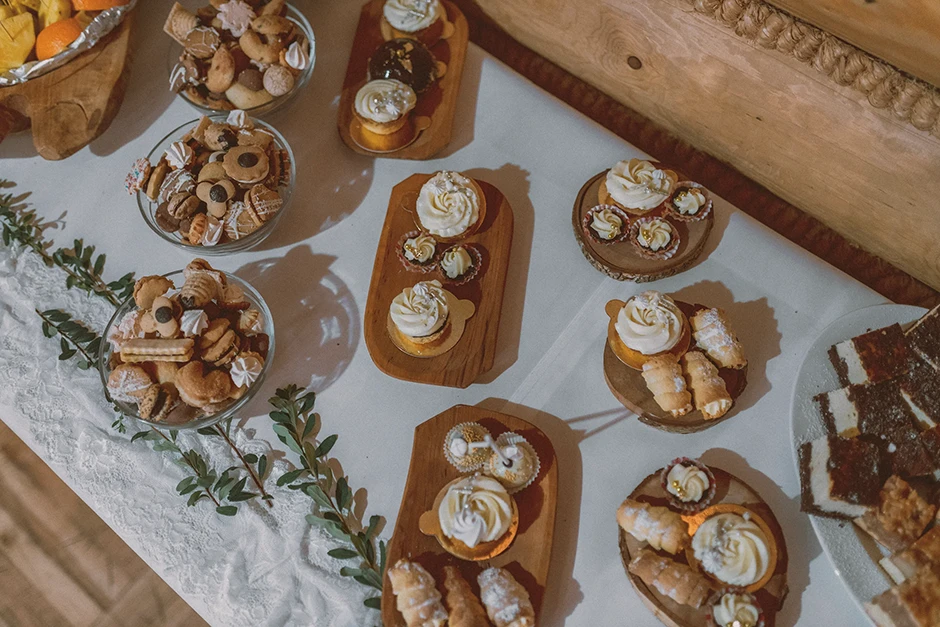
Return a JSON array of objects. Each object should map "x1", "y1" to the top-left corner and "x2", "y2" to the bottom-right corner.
[
  {"x1": 382, "y1": 404, "x2": 558, "y2": 626},
  {"x1": 572, "y1": 170, "x2": 713, "y2": 282},
  {"x1": 337, "y1": 0, "x2": 468, "y2": 160},
  {"x1": 363, "y1": 173, "x2": 513, "y2": 388},
  {"x1": 0, "y1": 16, "x2": 133, "y2": 160},
  {"x1": 604, "y1": 301, "x2": 747, "y2": 434},
  {"x1": 619, "y1": 467, "x2": 789, "y2": 627}
]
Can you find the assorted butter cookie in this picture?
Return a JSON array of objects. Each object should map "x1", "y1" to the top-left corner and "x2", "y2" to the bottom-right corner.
[
  {"x1": 164, "y1": 1, "x2": 312, "y2": 112},
  {"x1": 104, "y1": 259, "x2": 270, "y2": 424},
  {"x1": 129, "y1": 110, "x2": 291, "y2": 249}
]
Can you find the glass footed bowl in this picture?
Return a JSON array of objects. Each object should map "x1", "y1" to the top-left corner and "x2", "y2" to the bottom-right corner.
[
  {"x1": 136, "y1": 115, "x2": 296, "y2": 254},
  {"x1": 98, "y1": 270, "x2": 275, "y2": 430},
  {"x1": 167, "y1": 2, "x2": 316, "y2": 117}
]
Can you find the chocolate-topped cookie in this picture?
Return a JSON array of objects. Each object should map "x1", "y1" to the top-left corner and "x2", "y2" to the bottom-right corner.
[{"x1": 368, "y1": 38, "x2": 438, "y2": 93}]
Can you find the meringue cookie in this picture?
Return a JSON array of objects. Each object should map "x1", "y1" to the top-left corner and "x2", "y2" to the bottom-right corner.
[
  {"x1": 226, "y1": 109, "x2": 253, "y2": 130},
  {"x1": 164, "y1": 141, "x2": 194, "y2": 170},
  {"x1": 180, "y1": 309, "x2": 209, "y2": 337},
  {"x1": 284, "y1": 41, "x2": 309, "y2": 71},
  {"x1": 230, "y1": 353, "x2": 263, "y2": 388},
  {"x1": 216, "y1": 0, "x2": 255, "y2": 37}
]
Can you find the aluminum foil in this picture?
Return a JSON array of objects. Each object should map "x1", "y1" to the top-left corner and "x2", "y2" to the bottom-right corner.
[{"x1": 0, "y1": 0, "x2": 137, "y2": 86}]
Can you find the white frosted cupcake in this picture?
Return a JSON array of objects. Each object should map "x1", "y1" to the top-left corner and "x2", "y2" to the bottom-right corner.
[
  {"x1": 707, "y1": 590, "x2": 765, "y2": 627},
  {"x1": 353, "y1": 79, "x2": 417, "y2": 135},
  {"x1": 397, "y1": 230, "x2": 438, "y2": 272},
  {"x1": 437, "y1": 474, "x2": 515, "y2": 557},
  {"x1": 416, "y1": 171, "x2": 484, "y2": 240},
  {"x1": 602, "y1": 158, "x2": 677, "y2": 214},
  {"x1": 630, "y1": 216, "x2": 680, "y2": 260},
  {"x1": 692, "y1": 512, "x2": 772, "y2": 588},
  {"x1": 382, "y1": 0, "x2": 446, "y2": 45},
  {"x1": 659, "y1": 457, "x2": 716, "y2": 513},
  {"x1": 439, "y1": 244, "x2": 481, "y2": 285},
  {"x1": 582, "y1": 204, "x2": 630, "y2": 245},
  {"x1": 389, "y1": 279, "x2": 449, "y2": 345},
  {"x1": 668, "y1": 181, "x2": 713, "y2": 222}
]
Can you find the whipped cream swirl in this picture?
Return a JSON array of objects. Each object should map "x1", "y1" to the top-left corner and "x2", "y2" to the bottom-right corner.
[
  {"x1": 615, "y1": 291, "x2": 684, "y2": 355},
  {"x1": 666, "y1": 464, "x2": 709, "y2": 503},
  {"x1": 606, "y1": 158, "x2": 676, "y2": 211},
  {"x1": 712, "y1": 593, "x2": 761, "y2": 627},
  {"x1": 226, "y1": 109, "x2": 253, "y2": 130},
  {"x1": 202, "y1": 215, "x2": 223, "y2": 246},
  {"x1": 355, "y1": 79, "x2": 417, "y2": 123},
  {"x1": 673, "y1": 187, "x2": 706, "y2": 215},
  {"x1": 230, "y1": 353, "x2": 263, "y2": 388},
  {"x1": 180, "y1": 309, "x2": 209, "y2": 337},
  {"x1": 164, "y1": 141, "x2": 193, "y2": 170},
  {"x1": 591, "y1": 208, "x2": 623, "y2": 240},
  {"x1": 416, "y1": 171, "x2": 481, "y2": 238},
  {"x1": 438, "y1": 475, "x2": 513, "y2": 548},
  {"x1": 403, "y1": 233, "x2": 436, "y2": 263},
  {"x1": 636, "y1": 218, "x2": 673, "y2": 251},
  {"x1": 383, "y1": 0, "x2": 442, "y2": 32},
  {"x1": 390, "y1": 280, "x2": 448, "y2": 338},
  {"x1": 285, "y1": 41, "x2": 310, "y2": 71},
  {"x1": 441, "y1": 246, "x2": 471, "y2": 279},
  {"x1": 692, "y1": 512, "x2": 771, "y2": 587}
]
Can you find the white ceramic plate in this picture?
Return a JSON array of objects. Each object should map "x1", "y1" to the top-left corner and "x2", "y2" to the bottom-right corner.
[{"x1": 789, "y1": 303, "x2": 927, "y2": 621}]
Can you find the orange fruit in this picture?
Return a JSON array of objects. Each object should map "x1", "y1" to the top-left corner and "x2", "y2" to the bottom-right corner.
[
  {"x1": 71, "y1": 0, "x2": 127, "y2": 9},
  {"x1": 35, "y1": 17, "x2": 83, "y2": 60}
]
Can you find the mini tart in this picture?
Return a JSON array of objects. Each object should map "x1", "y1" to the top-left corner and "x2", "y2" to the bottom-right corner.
[
  {"x1": 659, "y1": 457, "x2": 717, "y2": 513},
  {"x1": 630, "y1": 216, "x2": 680, "y2": 260},
  {"x1": 582, "y1": 204, "x2": 630, "y2": 245},
  {"x1": 439, "y1": 244, "x2": 481, "y2": 286},
  {"x1": 706, "y1": 589, "x2": 766, "y2": 627},
  {"x1": 667, "y1": 181, "x2": 713, "y2": 223},
  {"x1": 443, "y1": 422, "x2": 493, "y2": 472},
  {"x1": 486, "y1": 432, "x2": 541, "y2": 494},
  {"x1": 397, "y1": 230, "x2": 439, "y2": 273}
]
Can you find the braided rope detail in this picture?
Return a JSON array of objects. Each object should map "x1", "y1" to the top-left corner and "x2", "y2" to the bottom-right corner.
[{"x1": 686, "y1": 0, "x2": 940, "y2": 138}]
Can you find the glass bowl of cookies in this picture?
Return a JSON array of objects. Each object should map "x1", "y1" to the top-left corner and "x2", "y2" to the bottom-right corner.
[
  {"x1": 128, "y1": 112, "x2": 295, "y2": 254},
  {"x1": 164, "y1": 1, "x2": 315, "y2": 116},
  {"x1": 98, "y1": 259, "x2": 275, "y2": 430}
]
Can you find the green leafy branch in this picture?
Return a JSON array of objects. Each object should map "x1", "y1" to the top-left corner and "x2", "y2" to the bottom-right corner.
[
  {"x1": 198, "y1": 419, "x2": 274, "y2": 506},
  {"x1": 269, "y1": 385, "x2": 386, "y2": 610},
  {"x1": 36, "y1": 309, "x2": 102, "y2": 369}
]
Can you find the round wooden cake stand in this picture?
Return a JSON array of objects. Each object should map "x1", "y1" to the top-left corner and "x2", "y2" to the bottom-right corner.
[
  {"x1": 619, "y1": 467, "x2": 789, "y2": 627},
  {"x1": 604, "y1": 301, "x2": 747, "y2": 433},
  {"x1": 571, "y1": 170, "x2": 713, "y2": 282}
]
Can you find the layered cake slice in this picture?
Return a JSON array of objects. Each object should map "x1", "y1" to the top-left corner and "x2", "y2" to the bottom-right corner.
[
  {"x1": 854, "y1": 476, "x2": 936, "y2": 552},
  {"x1": 899, "y1": 361, "x2": 940, "y2": 429},
  {"x1": 799, "y1": 435, "x2": 885, "y2": 519},
  {"x1": 829, "y1": 323, "x2": 914, "y2": 386},
  {"x1": 866, "y1": 565, "x2": 940, "y2": 627},
  {"x1": 881, "y1": 526, "x2": 940, "y2": 585},
  {"x1": 906, "y1": 304, "x2": 940, "y2": 371}
]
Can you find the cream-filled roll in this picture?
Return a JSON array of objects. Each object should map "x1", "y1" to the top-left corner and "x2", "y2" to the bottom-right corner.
[
  {"x1": 692, "y1": 512, "x2": 771, "y2": 587},
  {"x1": 438, "y1": 474, "x2": 513, "y2": 548},
  {"x1": 383, "y1": 0, "x2": 442, "y2": 33},
  {"x1": 390, "y1": 280, "x2": 448, "y2": 339},
  {"x1": 354, "y1": 79, "x2": 417, "y2": 126},
  {"x1": 416, "y1": 171, "x2": 481, "y2": 238},
  {"x1": 606, "y1": 158, "x2": 677, "y2": 211},
  {"x1": 615, "y1": 291, "x2": 684, "y2": 355}
]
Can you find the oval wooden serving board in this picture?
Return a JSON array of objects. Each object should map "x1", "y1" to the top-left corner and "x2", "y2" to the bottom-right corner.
[
  {"x1": 364, "y1": 173, "x2": 513, "y2": 388},
  {"x1": 382, "y1": 404, "x2": 558, "y2": 627},
  {"x1": 572, "y1": 170, "x2": 713, "y2": 282},
  {"x1": 620, "y1": 467, "x2": 789, "y2": 627},
  {"x1": 337, "y1": 0, "x2": 468, "y2": 160},
  {"x1": 604, "y1": 301, "x2": 747, "y2": 434}
]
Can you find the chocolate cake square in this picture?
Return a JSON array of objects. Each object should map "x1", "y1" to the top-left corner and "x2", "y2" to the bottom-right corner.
[
  {"x1": 799, "y1": 435, "x2": 885, "y2": 519},
  {"x1": 907, "y1": 304, "x2": 940, "y2": 372},
  {"x1": 829, "y1": 323, "x2": 915, "y2": 386},
  {"x1": 899, "y1": 361, "x2": 940, "y2": 429}
]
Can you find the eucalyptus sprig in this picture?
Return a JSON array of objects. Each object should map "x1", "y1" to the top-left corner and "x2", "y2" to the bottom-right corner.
[
  {"x1": 269, "y1": 385, "x2": 386, "y2": 610},
  {"x1": 36, "y1": 309, "x2": 102, "y2": 369},
  {"x1": 0, "y1": 187, "x2": 48, "y2": 259},
  {"x1": 52, "y1": 240, "x2": 135, "y2": 306},
  {"x1": 198, "y1": 419, "x2": 274, "y2": 505}
]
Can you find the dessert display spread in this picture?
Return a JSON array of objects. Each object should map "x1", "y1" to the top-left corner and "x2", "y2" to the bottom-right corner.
[
  {"x1": 797, "y1": 303, "x2": 940, "y2": 626},
  {"x1": 573, "y1": 159, "x2": 716, "y2": 281},
  {"x1": 103, "y1": 259, "x2": 271, "y2": 427},
  {"x1": 127, "y1": 111, "x2": 292, "y2": 251},
  {"x1": 163, "y1": 1, "x2": 312, "y2": 112},
  {"x1": 618, "y1": 458, "x2": 788, "y2": 627},
  {"x1": 604, "y1": 291, "x2": 748, "y2": 432}
]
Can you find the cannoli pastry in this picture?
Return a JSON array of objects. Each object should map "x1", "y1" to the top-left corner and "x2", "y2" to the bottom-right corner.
[
  {"x1": 478, "y1": 567, "x2": 535, "y2": 627},
  {"x1": 388, "y1": 560, "x2": 448, "y2": 627},
  {"x1": 628, "y1": 548, "x2": 713, "y2": 609},
  {"x1": 681, "y1": 350, "x2": 732, "y2": 419},
  {"x1": 641, "y1": 354, "x2": 693, "y2": 417},
  {"x1": 443, "y1": 566, "x2": 489, "y2": 627},
  {"x1": 617, "y1": 499, "x2": 690, "y2": 554},
  {"x1": 691, "y1": 308, "x2": 747, "y2": 369}
]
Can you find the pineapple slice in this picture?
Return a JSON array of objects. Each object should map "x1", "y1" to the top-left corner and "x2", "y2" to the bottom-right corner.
[
  {"x1": 0, "y1": 13, "x2": 36, "y2": 71},
  {"x1": 38, "y1": 0, "x2": 71, "y2": 28}
]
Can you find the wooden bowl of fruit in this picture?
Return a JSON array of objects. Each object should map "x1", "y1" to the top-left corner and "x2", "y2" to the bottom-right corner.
[{"x1": 0, "y1": 0, "x2": 135, "y2": 160}]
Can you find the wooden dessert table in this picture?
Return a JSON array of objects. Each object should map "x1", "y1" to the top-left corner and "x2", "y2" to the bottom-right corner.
[{"x1": 0, "y1": 0, "x2": 908, "y2": 625}]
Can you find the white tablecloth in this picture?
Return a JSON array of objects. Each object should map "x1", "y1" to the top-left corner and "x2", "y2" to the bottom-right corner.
[{"x1": 0, "y1": 1, "x2": 888, "y2": 625}]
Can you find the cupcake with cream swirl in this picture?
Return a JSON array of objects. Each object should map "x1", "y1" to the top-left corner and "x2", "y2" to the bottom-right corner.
[
  {"x1": 416, "y1": 171, "x2": 485, "y2": 240},
  {"x1": 630, "y1": 216, "x2": 680, "y2": 259},
  {"x1": 668, "y1": 181, "x2": 713, "y2": 222},
  {"x1": 601, "y1": 158, "x2": 677, "y2": 214},
  {"x1": 660, "y1": 457, "x2": 716, "y2": 513},
  {"x1": 614, "y1": 291, "x2": 688, "y2": 360},
  {"x1": 708, "y1": 591, "x2": 764, "y2": 627},
  {"x1": 381, "y1": 0, "x2": 446, "y2": 45},
  {"x1": 582, "y1": 204, "x2": 629, "y2": 245},
  {"x1": 440, "y1": 244, "x2": 481, "y2": 285},
  {"x1": 353, "y1": 78, "x2": 417, "y2": 136},
  {"x1": 398, "y1": 231, "x2": 438, "y2": 272},
  {"x1": 389, "y1": 279, "x2": 450, "y2": 345},
  {"x1": 692, "y1": 512, "x2": 772, "y2": 588},
  {"x1": 437, "y1": 474, "x2": 517, "y2": 558}
]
